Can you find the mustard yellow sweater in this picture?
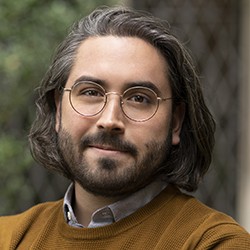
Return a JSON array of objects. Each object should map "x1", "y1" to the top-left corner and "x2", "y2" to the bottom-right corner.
[{"x1": 1, "y1": 185, "x2": 249, "y2": 249}]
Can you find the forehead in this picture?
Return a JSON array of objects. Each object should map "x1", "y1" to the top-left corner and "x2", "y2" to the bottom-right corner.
[{"x1": 66, "y1": 36, "x2": 171, "y2": 94}]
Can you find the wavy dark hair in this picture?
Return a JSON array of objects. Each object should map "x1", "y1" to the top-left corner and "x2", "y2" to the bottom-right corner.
[{"x1": 29, "y1": 6, "x2": 216, "y2": 192}]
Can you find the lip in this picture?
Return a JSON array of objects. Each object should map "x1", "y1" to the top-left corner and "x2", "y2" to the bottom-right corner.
[
  {"x1": 89, "y1": 144, "x2": 124, "y2": 152},
  {"x1": 87, "y1": 144, "x2": 130, "y2": 158}
]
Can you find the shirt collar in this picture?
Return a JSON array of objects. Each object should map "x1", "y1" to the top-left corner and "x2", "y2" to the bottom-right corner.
[
  {"x1": 108, "y1": 179, "x2": 167, "y2": 222},
  {"x1": 63, "y1": 179, "x2": 167, "y2": 228}
]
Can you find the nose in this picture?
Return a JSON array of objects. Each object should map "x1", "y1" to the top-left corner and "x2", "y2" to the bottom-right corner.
[{"x1": 96, "y1": 94, "x2": 125, "y2": 133}]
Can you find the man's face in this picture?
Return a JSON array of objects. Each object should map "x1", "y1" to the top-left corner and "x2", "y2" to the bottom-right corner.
[{"x1": 55, "y1": 36, "x2": 184, "y2": 197}]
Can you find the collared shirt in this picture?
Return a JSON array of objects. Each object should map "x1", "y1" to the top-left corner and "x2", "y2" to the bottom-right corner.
[{"x1": 63, "y1": 179, "x2": 168, "y2": 228}]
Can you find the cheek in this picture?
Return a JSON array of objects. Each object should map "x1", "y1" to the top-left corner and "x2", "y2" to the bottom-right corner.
[
  {"x1": 130, "y1": 119, "x2": 169, "y2": 149},
  {"x1": 151, "y1": 110, "x2": 171, "y2": 139},
  {"x1": 59, "y1": 101, "x2": 94, "y2": 140}
]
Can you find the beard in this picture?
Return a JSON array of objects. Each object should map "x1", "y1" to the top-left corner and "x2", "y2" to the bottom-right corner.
[{"x1": 57, "y1": 129, "x2": 172, "y2": 198}]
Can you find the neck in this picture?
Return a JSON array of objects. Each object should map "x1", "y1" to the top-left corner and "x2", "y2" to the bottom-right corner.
[{"x1": 73, "y1": 182, "x2": 122, "y2": 227}]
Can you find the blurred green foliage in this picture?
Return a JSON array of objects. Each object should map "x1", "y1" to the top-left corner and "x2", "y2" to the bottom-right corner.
[{"x1": 0, "y1": 0, "x2": 120, "y2": 215}]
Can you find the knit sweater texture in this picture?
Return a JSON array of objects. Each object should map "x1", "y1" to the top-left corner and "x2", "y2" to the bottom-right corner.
[{"x1": 1, "y1": 185, "x2": 250, "y2": 249}]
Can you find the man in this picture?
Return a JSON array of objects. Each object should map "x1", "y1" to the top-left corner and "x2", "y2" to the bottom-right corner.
[{"x1": 1, "y1": 6, "x2": 249, "y2": 249}]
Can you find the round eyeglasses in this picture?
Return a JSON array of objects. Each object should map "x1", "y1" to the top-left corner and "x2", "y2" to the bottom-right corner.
[{"x1": 63, "y1": 81, "x2": 172, "y2": 122}]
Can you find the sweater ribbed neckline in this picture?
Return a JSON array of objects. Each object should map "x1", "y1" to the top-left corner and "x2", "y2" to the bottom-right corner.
[{"x1": 57, "y1": 185, "x2": 179, "y2": 240}]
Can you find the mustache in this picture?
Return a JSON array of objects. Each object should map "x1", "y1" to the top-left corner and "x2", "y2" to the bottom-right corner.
[{"x1": 80, "y1": 132, "x2": 138, "y2": 157}]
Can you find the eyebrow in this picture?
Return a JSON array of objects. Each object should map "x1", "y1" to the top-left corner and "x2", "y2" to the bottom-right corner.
[
  {"x1": 74, "y1": 75, "x2": 106, "y2": 86},
  {"x1": 74, "y1": 75, "x2": 162, "y2": 95},
  {"x1": 123, "y1": 81, "x2": 161, "y2": 95}
]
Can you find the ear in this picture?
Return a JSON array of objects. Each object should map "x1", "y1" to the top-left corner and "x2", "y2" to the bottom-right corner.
[
  {"x1": 172, "y1": 103, "x2": 185, "y2": 145},
  {"x1": 54, "y1": 90, "x2": 61, "y2": 133}
]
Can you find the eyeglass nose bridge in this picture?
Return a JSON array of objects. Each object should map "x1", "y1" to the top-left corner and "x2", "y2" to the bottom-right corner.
[
  {"x1": 104, "y1": 91, "x2": 124, "y2": 105},
  {"x1": 101, "y1": 91, "x2": 127, "y2": 119}
]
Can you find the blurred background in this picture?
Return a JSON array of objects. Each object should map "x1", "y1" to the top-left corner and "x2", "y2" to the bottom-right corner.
[{"x1": 1, "y1": 0, "x2": 249, "y2": 231}]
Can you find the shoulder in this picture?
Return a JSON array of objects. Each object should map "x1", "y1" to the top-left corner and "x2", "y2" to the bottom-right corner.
[
  {"x1": 0, "y1": 200, "x2": 63, "y2": 248},
  {"x1": 158, "y1": 185, "x2": 250, "y2": 248},
  {"x1": 0, "y1": 199, "x2": 63, "y2": 223},
  {"x1": 163, "y1": 185, "x2": 246, "y2": 230}
]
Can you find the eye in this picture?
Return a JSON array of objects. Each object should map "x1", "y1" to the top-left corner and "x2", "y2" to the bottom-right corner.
[
  {"x1": 74, "y1": 84, "x2": 105, "y2": 98},
  {"x1": 124, "y1": 88, "x2": 156, "y2": 105},
  {"x1": 129, "y1": 94, "x2": 151, "y2": 104},
  {"x1": 81, "y1": 89, "x2": 103, "y2": 97}
]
